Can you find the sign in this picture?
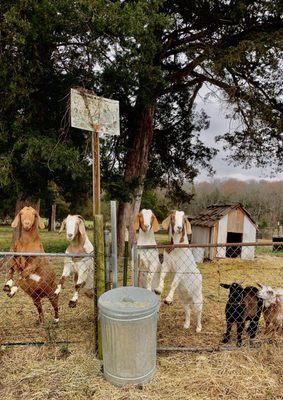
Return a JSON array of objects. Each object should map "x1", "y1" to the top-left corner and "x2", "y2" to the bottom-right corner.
[{"x1": 71, "y1": 88, "x2": 120, "y2": 136}]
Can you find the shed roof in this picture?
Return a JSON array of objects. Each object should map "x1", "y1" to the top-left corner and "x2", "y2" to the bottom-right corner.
[{"x1": 190, "y1": 203, "x2": 256, "y2": 228}]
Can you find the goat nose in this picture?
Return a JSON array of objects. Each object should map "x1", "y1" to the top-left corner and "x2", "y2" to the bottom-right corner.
[{"x1": 67, "y1": 233, "x2": 73, "y2": 238}]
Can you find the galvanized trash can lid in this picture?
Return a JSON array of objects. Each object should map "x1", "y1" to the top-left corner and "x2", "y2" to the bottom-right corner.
[{"x1": 98, "y1": 287, "x2": 158, "y2": 320}]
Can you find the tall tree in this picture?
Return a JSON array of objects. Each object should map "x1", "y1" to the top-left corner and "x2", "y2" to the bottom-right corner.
[
  {"x1": 84, "y1": 0, "x2": 282, "y2": 250},
  {"x1": 0, "y1": 0, "x2": 93, "y2": 221}
]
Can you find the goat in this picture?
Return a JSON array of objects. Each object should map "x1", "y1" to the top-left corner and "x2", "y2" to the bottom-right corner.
[
  {"x1": 133, "y1": 209, "x2": 161, "y2": 291},
  {"x1": 3, "y1": 206, "x2": 59, "y2": 323},
  {"x1": 55, "y1": 215, "x2": 94, "y2": 307},
  {"x1": 257, "y1": 284, "x2": 283, "y2": 334},
  {"x1": 220, "y1": 283, "x2": 263, "y2": 346},
  {"x1": 155, "y1": 210, "x2": 203, "y2": 332}
]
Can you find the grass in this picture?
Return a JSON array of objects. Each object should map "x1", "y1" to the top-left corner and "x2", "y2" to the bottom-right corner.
[{"x1": 0, "y1": 226, "x2": 282, "y2": 399}]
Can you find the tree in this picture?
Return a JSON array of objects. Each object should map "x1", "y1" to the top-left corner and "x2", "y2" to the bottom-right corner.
[
  {"x1": 0, "y1": 0, "x2": 93, "y2": 225},
  {"x1": 84, "y1": 0, "x2": 282, "y2": 251}
]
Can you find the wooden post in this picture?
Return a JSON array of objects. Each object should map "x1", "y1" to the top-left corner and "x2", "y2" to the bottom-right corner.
[
  {"x1": 92, "y1": 125, "x2": 104, "y2": 358},
  {"x1": 94, "y1": 215, "x2": 105, "y2": 359},
  {"x1": 92, "y1": 127, "x2": 100, "y2": 215}
]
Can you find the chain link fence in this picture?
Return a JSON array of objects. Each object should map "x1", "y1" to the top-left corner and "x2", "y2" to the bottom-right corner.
[
  {"x1": 133, "y1": 242, "x2": 283, "y2": 350},
  {"x1": 0, "y1": 252, "x2": 95, "y2": 349}
]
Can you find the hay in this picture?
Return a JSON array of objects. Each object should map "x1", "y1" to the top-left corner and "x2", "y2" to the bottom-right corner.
[
  {"x1": 0, "y1": 253, "x2": 282, "y2": 399},
  {"x1": 0, "y1": 344, "x2": 282, "y2": 399},
  {"x1": 157, "y1": 254, "x2": 283, "y2": 348}
]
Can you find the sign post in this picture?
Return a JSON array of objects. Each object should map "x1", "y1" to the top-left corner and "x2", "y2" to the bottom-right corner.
[{"x1": 70, "y1": 87, "x2": 120, "y2": 358}]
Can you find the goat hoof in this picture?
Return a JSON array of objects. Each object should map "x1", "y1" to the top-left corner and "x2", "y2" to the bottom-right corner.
[
  {"x1": 164, "y1": 299, "x2": 172, "y2": 305},
  {"x1": 222, "y1": 336, "x2": 230, "y2": 344},
  {"x1": 7, "y1": 291, "x2": 15, "y2": 298},
  {"x1": 184, "y1": 324, "x2": 190, "y2": 330},
  {"x1": 3, "y1": 285, "x2": 11, "y2": 293},
  {"x1": 54, "y1": 318, "x2": 59, "y2": 324},
  {"x1": 154, "y1": 289, "x2": 161, "y2": 295},
  {"x1": 196, "y1": 326, "x2": 202, "y2": 333},
  {"x1": 69, "y1": 300, "x2": 77, "y2": 308}
]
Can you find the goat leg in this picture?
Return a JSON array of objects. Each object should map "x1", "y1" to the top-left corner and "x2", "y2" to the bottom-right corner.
[
  {"x1": 48, "y1": 294, "x2": 59, "y2": 323},
  {"x1": 33, "y1": 298, "x2": 44, "y2": 324},
  {"x1": 69, "y1": 282, "x2": 86, "y2": 308},
  {"x1": 3, "y1": 266, "x2": 16, "y2": 293},
  {"x1": 222, "y1": 322, "x2": 232, "y2": 344},
  {"x1": 236, "y1": 321, "x2": 245, "y2": 347}
]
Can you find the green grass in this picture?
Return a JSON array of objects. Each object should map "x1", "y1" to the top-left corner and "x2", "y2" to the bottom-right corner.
[{"x1": 0, "y1": 226, "x2": 89, "y2": 253}]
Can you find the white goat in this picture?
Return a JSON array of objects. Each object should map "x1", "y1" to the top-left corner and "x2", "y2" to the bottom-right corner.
[
  {"x1": 155, "y1": 210, "x2": 203, "y2": 332},
  {"x1": 133, "y1": 209, "x2": 161, "y2": 291},
  {"x1": 257, "y1": 284, "x2": 283, "y2": 333},
  {"x1": 55, "y1": 215, "x2": 93, "y2": 307}
]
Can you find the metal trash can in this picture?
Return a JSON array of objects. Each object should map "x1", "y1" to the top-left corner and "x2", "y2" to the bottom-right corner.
[{"x1": 98, "y1": 286, "x2": 158, "y2": 386}]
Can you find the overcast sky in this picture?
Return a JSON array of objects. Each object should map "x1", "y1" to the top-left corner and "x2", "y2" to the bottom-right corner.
[{"x1": 195, "y1": 86, "x2": 283, "y2": 182}]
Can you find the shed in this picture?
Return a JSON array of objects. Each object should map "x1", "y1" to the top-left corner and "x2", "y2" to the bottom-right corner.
[{"x1": 190, "y1": 203, "x2": 257, "y2": 260}]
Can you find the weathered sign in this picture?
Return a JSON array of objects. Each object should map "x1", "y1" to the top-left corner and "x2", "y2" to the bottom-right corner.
[{"x1": 70, "y1": 88, "x2": 120, "y2": 136}]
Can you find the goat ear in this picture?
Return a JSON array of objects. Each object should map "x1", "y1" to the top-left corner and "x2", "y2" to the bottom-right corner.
[
  {"x1": 256, "y1": 282, "x2": 263, "y2": 288},
  {"x1": 133, "y1": 214, "x2": 140, "y2": 231},
  {"x1": 185, "y1": 218, "x2": 192, "y2": 235},
  {"x1": 220, "y1": 283, "x2": 230, "y2": 289},
  {"x1": 11, "y1": 212, "x2": 21, "y2": 228},
  {"x1": 59, "y1": 219, "x2": 66, "y2": 234},
  {"x1": 78, "y1": 218, "x2": 86, "y2": 236},
  {"x1": 162, "y1": 214, "x2": 171, "y2": 231},
  {"x1": 152, "y1": 213, "x2": 160, "y2": 232}
]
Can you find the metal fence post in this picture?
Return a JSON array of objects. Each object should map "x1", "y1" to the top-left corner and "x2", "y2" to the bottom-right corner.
[
  {"x1": 133, "y1": 242, "x2": 138, "y2": 287},
  {"x1": 94, "y1": 214, "x2": 105, "y2": 360},
  {"x1": 104, "y1": 229, "x2": 111, "y2": 291},
  {"x1": 111, "y1": 201, "x2": 118, "y2": 289},
  {"x1": 123, "y1": 227, "x2": 129, "y2": 286}
]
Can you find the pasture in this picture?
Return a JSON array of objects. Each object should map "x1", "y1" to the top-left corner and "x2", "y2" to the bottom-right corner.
[{"x1": 0, "y1": 227, "x2": 282, "y2": 399}]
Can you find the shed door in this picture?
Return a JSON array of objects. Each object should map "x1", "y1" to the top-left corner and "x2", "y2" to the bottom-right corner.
[{"x1": 226, "y1": 232, "x2": 242, "y2": 258}]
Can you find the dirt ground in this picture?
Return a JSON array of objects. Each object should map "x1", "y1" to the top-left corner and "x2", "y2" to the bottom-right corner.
[{"x1": 0, "y1": 252, "x2": 282, "y2": 399}]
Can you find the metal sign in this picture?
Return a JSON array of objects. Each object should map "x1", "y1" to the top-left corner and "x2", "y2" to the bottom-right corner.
[{"x1": 70, "y1": 88, "x2": 120, "y2": 136}]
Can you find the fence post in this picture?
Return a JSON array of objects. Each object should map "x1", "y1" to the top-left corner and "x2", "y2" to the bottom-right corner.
[
  {"x1": 94, "y1": 214, "x2": 105, "y2": 360},
  {"x1": 111, "y1": 201, "x2": 118, "y2": 288},
  {"x1": 104, "y1": 229, "x2": 111, "y2": 291},
  {"x1": 123, "y1": 227, "x2": 129, "y2": 286},
  {"x1": 133, "y1": 242, "x2": 138, "y2": 287}
]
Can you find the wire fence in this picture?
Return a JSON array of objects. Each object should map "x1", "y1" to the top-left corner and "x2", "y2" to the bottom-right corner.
[
  {"x1": 133, "y1": 242, "x2": 283, "y2": 350},
  {"x1": 0, "y1": 252, "x2": 95, "y2": 349}
]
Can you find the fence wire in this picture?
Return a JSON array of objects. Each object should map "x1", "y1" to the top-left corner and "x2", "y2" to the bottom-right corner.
[
  {"x1": 0, "y1": 252, "x2": 95, "y2": 348},
  {"x1": 134, "y1": 242, "x2": 283, "y2": 349}
]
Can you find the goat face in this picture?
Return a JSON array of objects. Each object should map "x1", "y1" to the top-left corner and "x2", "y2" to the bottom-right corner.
[
  {"x1": 257, "y1": 285, "x2": 276, "y2": 302},
  {"x1": 60, "y1": 215, "x2": 85, "y2": 241},
  {"x1": 221, "y1": 283, "x2": 244, "y2": 304},
  {"x1": 11, "y1": 206, "x2": 45, "y2": 231},
  {"x1": 162, "y1": 211, "x2": 192, "y2": 237},
  {"x1": 133, "y1": 209, "x2": 159, "y2": 233}
]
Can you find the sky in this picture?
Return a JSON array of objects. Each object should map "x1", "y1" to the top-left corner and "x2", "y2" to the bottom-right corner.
[{"x1": 195, "y1": 86, "x2": 283, "y2": 182}]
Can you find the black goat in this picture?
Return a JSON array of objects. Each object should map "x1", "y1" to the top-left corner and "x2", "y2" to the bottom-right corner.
[{"x1": 220, "y1": 283, "x2": 263, "y2": 347}]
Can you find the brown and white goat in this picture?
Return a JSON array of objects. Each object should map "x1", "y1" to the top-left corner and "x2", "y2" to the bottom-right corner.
[
  {"x1": 133, "y1": 209, "x2": 161, "y2": 291},
  {"x1": 3, "y1": 206, "x2": 59, "y2": 323},
  {"x1": 257, "y1": 284, "x2": 283, "y2": 334},
  {"x1": 55, "y1": 215, "x2": 94, "y2": 307},
  {"x1": 155, "y1": 210, "x2": 203, "y2": 332}
]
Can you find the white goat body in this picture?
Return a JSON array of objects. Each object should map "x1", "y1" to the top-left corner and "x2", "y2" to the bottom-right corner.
[
  {"x1": 155, "y1": 210, "x2": 203, "y2": 332},
  {"x1": 133, "y1": 209, "x2": 161, "y2": 291},
  {"x1": 55, "y1": 215, "x2": 94, "y2": 307}
]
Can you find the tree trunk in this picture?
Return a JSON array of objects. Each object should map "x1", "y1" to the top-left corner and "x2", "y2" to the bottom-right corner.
[
  {"x1": 117, "y1": 106, "x2": 155, "y2": 255},
  {"x1": 12, "y1": 198, "x2": 41, "y2": 245},
  {"x1": 48, "y1": 203, "x2": 56, "y2": 231}
]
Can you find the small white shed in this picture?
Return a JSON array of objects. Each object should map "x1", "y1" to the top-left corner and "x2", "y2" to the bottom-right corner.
[{"x1": 190, "y1": 203, "x2": 257, "y2": 260}]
